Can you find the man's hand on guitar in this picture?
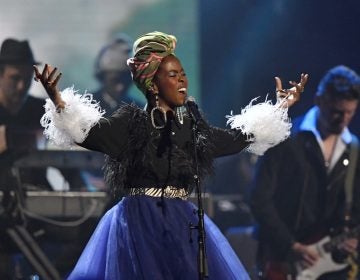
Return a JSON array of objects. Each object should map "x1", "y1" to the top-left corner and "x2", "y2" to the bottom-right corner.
[
  {"x1": 292, "y1": 242, "x2": 320, "y2": 268},
  {"x1": 338, "y1": 238, "x2": 358, "y2": 254}
]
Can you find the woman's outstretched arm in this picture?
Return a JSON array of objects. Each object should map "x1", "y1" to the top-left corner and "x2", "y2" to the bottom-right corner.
[{"x1": 34, "y1": 64, "x2": 66, "y2": 110}]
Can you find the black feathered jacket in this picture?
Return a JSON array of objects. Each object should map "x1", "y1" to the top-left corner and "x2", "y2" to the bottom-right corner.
[{"x1": 80, "y1": 104, "x2": 249, "y2": 198}]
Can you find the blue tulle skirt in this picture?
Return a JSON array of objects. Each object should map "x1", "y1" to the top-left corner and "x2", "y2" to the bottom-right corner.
[{"x1": 68, "y1": 196, "x2": 249, "y2": 280}]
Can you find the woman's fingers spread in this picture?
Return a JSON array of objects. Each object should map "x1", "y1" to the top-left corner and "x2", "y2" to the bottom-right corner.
[
  {"x1": 48, "y1": 67, "x2": 58, "y2": 82},
  {"x1": 52, "y1": 72, "x2": 62, "y2": 87},
  {"x1": 274, "y1": 76, "x2": 283, "y2": 92}
]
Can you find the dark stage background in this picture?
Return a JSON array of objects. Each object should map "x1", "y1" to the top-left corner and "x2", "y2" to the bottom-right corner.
[{"x1": 200, "y1": 0, "x2": 360, "y2": 135}]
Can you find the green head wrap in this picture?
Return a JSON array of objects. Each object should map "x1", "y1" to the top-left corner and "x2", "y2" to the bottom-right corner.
[{"x1": 127, "y1": 31, "x2": 177, "y2": 94}]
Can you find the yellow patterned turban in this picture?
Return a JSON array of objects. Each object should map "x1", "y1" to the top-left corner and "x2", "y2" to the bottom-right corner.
[{"x1": 127, "y1": 31, "x2": 177, "y2": 94}]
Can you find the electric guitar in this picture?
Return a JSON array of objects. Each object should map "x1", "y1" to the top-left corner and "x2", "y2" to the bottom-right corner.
[{"x1": 265, "y1": 226, "x2": 360, "y2": 280}]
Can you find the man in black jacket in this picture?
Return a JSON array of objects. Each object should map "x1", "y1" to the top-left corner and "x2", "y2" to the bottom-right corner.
[
  {"x1": 0, "y1": 38, "x2": 44, "y2": 150},
  {"x1": 0, "y1": 39, "x2": 50, "y2": 189},
  {"x1": 251, "y1": 65, "x2": 360, "y2": 279},
  {"x1": 0, "y1": 38, "x2": 47, "y2": 278}
]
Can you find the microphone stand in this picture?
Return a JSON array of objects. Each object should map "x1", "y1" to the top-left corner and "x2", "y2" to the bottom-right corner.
[{"x1": 188, "y1": 116, "x2": 209, "y2": 280}]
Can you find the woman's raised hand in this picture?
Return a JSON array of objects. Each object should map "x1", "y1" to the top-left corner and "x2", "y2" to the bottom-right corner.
[
  {"x1": 34, "y1": 64, "x2": 66, "y2": 110},
  {"x1": 275, "y1": 73, "x2": 309, "y2": 108}
]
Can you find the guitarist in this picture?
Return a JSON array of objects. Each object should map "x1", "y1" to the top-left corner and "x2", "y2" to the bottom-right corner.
[{"x1": 251, "y1": 65, "x2": 360, "y2": 280}]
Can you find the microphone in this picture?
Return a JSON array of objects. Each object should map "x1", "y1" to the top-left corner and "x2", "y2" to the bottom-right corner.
[{"x1": 185, "y1": 96, "x2": 202, "y2": 124}]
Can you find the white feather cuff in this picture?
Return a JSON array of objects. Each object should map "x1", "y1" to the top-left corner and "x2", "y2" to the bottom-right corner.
[
  {"x1": 40, "y1": 87, "x2": 105, "y2": 148},
  {"x1": 226, "y1": 98, "x2": 291, "y2": 155}
]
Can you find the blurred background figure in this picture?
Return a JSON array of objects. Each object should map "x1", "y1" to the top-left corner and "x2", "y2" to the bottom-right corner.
[
  {"x1": 251, "y1": 65, "x2": 360, "y2": 280},
  {"x1": 81, "y1": 34, "x2": 146, "y2": 209},
  {"x1": 0, "y1": 38, "x2": 48, "y2": 279},
  {"x1": 0, "y1": 38, "x2": 48, "y2": 193},
  {"x1": 0, "y1": 38, "x2": 99, "y2": 280},
  {"x1": 0, "y1": 38, "x2": 45, "y2": 180},
  {"x1": 93, "y1": 33, "x2": 144, "y2": 116}
]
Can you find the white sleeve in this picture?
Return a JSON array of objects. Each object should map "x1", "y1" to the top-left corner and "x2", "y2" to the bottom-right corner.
[
  {"x1": 40, "y1": 87, "x2": 105, "y2": 148},
  {"x1": 226, "y1": 97, "x2": 291, "y2": 155}
]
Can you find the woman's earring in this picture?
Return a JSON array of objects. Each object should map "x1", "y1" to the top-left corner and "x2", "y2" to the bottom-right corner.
[
  {"x1": 151, "y1": 94, "x2": 167, "y2": 129},
  {"x1": 176, "y1": 107, "x2": 184, "y2": 125}
]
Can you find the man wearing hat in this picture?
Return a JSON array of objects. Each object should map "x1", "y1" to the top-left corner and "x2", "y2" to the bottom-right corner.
[
  {"x1": 83, "y1": 35, "x2": 145, "y2": 198},
  {"x1": 0, "y1": 38, "x2": 50, "y2": 188},
  {"x1": 0, "y1": 38, "x2": 44, "y2": 152},
  {"x1": 0, "y1": 38, "x2": 47, "y2": 278}
]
